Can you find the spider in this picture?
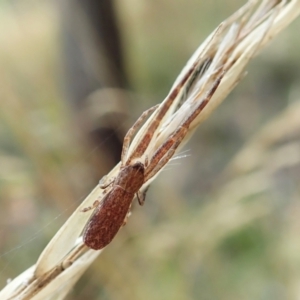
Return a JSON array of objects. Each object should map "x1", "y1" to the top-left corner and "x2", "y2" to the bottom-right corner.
[{"x1": 82, "y1": 65, "x2": 225, "y2": 250}]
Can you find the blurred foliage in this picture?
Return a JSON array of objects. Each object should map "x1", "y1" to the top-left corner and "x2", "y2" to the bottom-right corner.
[{"x1": 0, "y1": 0, "x2": 300, "y2": 299}]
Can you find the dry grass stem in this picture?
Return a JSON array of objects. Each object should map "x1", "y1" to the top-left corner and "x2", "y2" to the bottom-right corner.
[{"x1": 1, "y1": 1, "x2": 300, "y2": 299}]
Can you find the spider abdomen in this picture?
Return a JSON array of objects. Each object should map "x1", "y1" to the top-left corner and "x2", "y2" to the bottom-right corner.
[{"x1": 83, "y1": 162, "x2": 145, "y2": 250}]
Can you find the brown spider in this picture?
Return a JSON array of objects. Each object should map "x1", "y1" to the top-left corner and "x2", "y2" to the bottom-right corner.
[{"x1": 82, "y1": 66, "x2": 225, "y2": 250}]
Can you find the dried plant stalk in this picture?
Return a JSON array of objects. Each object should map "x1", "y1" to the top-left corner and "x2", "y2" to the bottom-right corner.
[{"x1": 1, "y1": 1, "x2": 300, "y2": 299}]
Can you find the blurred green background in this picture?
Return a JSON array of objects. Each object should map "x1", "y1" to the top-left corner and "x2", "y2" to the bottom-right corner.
[{"x1": 1, "y1": 0, "x2": 300, "y2": 299}]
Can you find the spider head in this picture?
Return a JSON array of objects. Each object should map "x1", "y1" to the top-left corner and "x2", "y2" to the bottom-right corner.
[{"x1": 116, "y1": 162, "x2": 145, "y2": 193}]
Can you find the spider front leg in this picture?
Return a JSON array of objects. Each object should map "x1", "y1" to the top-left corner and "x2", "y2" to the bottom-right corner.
[
  {"x1": 121, "y1": 105, "x2": 159, "y2": 167},
  {"x1": 144, "y1": 71, "x2": 224, "y2": 181},
  {"x1": 144, "y1": 125, "x2": 188, "y2": 182}
]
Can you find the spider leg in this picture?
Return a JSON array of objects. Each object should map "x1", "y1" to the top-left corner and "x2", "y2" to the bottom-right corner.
[
  {"x1": 81, "y1": 200, "x2": 100, "y2": 213},
  {"x1": 126, "y1": 63, "x2": 200, "y2": 166},
  {"x1": 99, "y1": 175, "x2": 114, "y2": 189},
  {"x1": 121, "y1": 105, "x2": 159, "y2": 167},
  {"x1": 136, "y1": 191, "x2": 144, "y2": 206},
  {"x1": 122, "y1": 210, "x2": 131, "y2": 226},
  {"x1": 144, "y1": 128, "x2": 187, "y2": 181},
  {"x1": 136, "y1": 186, "x2": 150, "y2": 206},
  {"x1": 145, "y1": 70, "x2": 225, "y2": 181}
]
